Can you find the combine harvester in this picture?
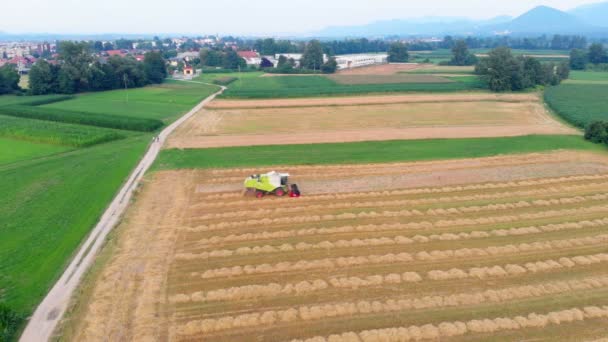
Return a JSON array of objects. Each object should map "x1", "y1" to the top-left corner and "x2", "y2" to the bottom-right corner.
[{"x1": 244, "y1": 171, "x2": 300, "y2": 198}]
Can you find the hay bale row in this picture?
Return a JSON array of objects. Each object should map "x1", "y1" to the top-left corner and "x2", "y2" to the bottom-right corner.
[
  {"x1": 191, "y1": 184, "x2": 608, "y2": 220},
  {"x1": 192, "y1": 235, "x2": 608, "y2": 278},
  {"x1": 198, "y1": 179, "x2": 608, "y2": 212},
  {"x1": 184, "y1": 252, "x2": 608, "y2": 303},
  {"x1": 187, "y1": 196, "x2": 608, "y2": 233},
  {"x1": 193, "y1": 211, "x2": 608, "y2": 246},
  {"x1": 289, "y1": 306, "x2": 608, "y2": 342},
  {"x1": 169, "y1": 279, "x2": 328, "y2": 303},
  {"x1": 196, "y1": 173, "x2": 608, "y2": 207},
  {"x1": 191, "y1": 218, "x2": 608, "y2": 259},
  {"x1": 176, "y1": 278, "x2": 608, "y2": 335}
]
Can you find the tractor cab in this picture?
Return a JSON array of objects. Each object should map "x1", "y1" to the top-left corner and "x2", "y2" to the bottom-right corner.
[{"x1": 244, "y1": 171, "x2": 298, "y2": 198}]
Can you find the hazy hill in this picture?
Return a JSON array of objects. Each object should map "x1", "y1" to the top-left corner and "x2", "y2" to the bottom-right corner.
[
  {"x1": 316, "y1": 16, "x2": 511, "y2": 37},
  {"x1": 570, "y1": 1, "x2": 608, "y2": 27},
  {"x1": 486, "y1": 5, "x2": 595, "y2": 34},
  {"x1": 315, "y1": 3, "x2": 607, "y2": 37}
]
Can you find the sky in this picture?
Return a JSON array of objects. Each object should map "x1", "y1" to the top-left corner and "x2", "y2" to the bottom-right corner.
[{"x1": 1, "y1": 0, "x2": 603, "y2": 36}]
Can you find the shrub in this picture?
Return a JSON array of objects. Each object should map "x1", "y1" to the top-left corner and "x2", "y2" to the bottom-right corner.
[
  {"x1": 584, "y1": 121, "x2": 608, "y2": 145},
  {"x1": 0, "y1": 303, "x2": 24, "y2": 342},
  {"x1": 0, "y1": 105, "x2": 163, "y2": 132}
]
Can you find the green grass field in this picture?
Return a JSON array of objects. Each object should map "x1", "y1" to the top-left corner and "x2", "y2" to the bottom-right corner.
[
  {"x1": 0, "y1": 137, "x2": 70, "y2": 165},
  {"x1": 221, "y1": 74, "x2": 485, "y2": 98},
  {"x1": 155, "y1": 135, "x2": 600, "y2": 170},
  {"x1": 0, "y1": 135, "x2": 149, "y2": 318},
  {"x1": 545, "y1": 83, "x2": 608, "y2": 128},
  {"x1": 43, "y1": 81, "x2": 219, "y2": 123},
  {"x1": 566, "y1": 71, "x2": 608, "y2": 84},
  {"x1": 0, "y1": 114, "x2": 127, "y2": 147},
  {"x1": 0, "y1": 80, "x2": 219, "y2": 341}
]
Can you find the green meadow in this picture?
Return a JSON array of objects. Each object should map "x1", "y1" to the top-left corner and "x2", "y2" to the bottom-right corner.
[
  {"x1": 0, "y1": 138, "x2": 70, "y2": 165},
  {"x1": 220, "y1": 74, "x2": 485, "y2": 98},
  {"x1": 155, "y1": 135, "x2": 600, "y2": 170},
  {"x1": 0, "y1": 80, "x2": 219, "y2": 340}
]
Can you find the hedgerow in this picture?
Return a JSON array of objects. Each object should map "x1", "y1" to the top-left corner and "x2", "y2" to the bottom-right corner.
[{"x1": 0, "y1": 105, "x2": 163, "y2": 132}]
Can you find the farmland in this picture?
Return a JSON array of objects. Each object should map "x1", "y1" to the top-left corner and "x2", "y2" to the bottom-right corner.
[
  {"x1": 0, "y1": 80, "x2": 219, "y2": 340},
  {"x1": 221, "y1": 74, "x2": 485, "y2": 99},
  {"x1": 51, "y1": 62, "x2": 608, "y2": 342},
  {"x1": 167, "y1": 93, "x2": 576, "y2": 149},
  {"x1": 0, "y1": 137, "x2": 69, "y2": 165},
  {"x1": 545, "y1": 83, "x2": 608, "y2": 128},
  {"x1": 65, "y1": 150, "x2": 608, "y2": 341}
]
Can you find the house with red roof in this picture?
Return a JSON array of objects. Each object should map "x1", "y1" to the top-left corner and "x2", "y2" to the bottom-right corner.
[
  {"x1": 237, "y1": 50, "x2": 261, "y2": 66},
  {"x1": 105, "y1": 50, "x2": 127, "y2": 57},
  {"x1": 7, "y1": 56, "x2": 36, "y2": 74}
]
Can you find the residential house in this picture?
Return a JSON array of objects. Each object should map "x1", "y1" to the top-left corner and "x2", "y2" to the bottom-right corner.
[{"x1": 237, "y1": 51, "x2": 261, "y2": 66}]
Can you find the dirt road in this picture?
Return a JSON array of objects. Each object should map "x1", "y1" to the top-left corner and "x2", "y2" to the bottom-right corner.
[{"x1": 18, "y1": 82, "x2": 225, "y2": 342}]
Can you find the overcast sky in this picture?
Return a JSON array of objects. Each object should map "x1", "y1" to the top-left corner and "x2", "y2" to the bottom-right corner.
[{"x1": 1, "y1": 0, "x2": 602, "y2": 35}]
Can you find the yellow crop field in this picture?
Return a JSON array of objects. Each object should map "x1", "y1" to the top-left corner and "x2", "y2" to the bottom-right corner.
[
  {"x1": 167, "y1": 93, "x2": 576, "y2": 149},
  {"x1": 64, "y1": 151, "x2": 608, "y2": 341}
]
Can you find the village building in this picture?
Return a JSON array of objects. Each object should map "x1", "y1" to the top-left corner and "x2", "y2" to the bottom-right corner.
[
  {"x1": 237, "y1": 51, "x2": 261, "y2": 66},
  {"x1": 335, "y1": 53, "x2": 388, "y2": 70}
]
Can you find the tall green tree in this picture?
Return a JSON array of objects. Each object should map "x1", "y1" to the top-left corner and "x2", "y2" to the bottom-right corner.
[
  {"x1": 222, "y1": 50, "x2": 246, "y2": 70},
  {"x1": 475, "y1": 47, "x2": 522, "y2": 92},
  {"x1": 569, "y1": 48, "x2": 588, "y2": 70},
  {"x1": 588, "y1": 43, "x2": 607, "y2": 64},
  {"x1": 449, "y1": 40, "x2": 477, "y2": 66},
  {"x1": 301, "y1": 40, "x2": 324, "y2": 71},
  {"x1": 28, "y1": 60, "x2": 59, "y2": 95},
  {"x1": 0, "y1": 64, "x2": 20, "y2": 94},
  {"x1": 321, "y1": 57, "x2": 338, "y2": 74},
  {"x1": 387, "y1": 42, "x2": 409, "y2": 63},
  {"x1": 143, "y1": 51, "x2": 167, "y2": 84},
  {"x1": 57, "y1": 41, "x2": 92, "y2": 92}
]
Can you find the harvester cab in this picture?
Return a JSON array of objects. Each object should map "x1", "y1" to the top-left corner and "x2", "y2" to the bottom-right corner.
[{"x1": 244, "y1": 171, "x2": 300, "y2": 198}]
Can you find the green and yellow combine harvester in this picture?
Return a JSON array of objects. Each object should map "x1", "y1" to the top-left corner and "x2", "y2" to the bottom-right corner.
[{"x1": 244, "y1": 171, "x2": 301, "y2": 198}]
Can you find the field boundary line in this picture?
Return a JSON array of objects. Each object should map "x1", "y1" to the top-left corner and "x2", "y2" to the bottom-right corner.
[{"x1": 19, "y1": 82, "x2": 225, "y2": 342}]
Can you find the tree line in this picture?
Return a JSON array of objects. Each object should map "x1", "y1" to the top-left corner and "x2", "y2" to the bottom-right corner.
[
  {"x1": 475, "y1": 47, "x2": 570, "y2": 92},
  {"x1": 28, "y1": 41, "x2": 167, "y2": 95},
  {"x1": 570, "y1": 43, "x2": 608, "y2": 70},
  {"x1": 0, "y1": 64, "x2": 20, "y2": 95}
]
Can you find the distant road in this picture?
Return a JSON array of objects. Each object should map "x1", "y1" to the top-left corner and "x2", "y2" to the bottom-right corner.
[{"x1": 19, "y1": 83, "x2": 225, "y2": 342}]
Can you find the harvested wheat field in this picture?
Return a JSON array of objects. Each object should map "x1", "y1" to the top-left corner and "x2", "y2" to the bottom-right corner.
[
  {"x1": 207, "y1": 93, "x2": 543, "y2": 109},
  {"x1": 66, "y1": 151, "x2": 608, "y2": 341},
  {"x1": 167, "y1": 93, "x2": 577, "y2": 149}
]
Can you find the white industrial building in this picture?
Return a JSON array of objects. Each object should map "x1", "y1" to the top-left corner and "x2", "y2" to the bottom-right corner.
[{"x1": 335, "y1": 53, "x2": 388, "y2": 70}]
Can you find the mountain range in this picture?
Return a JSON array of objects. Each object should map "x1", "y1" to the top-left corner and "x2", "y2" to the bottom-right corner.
[{"x1": 316, "y1": 1, "x2": 608, "y2": 37}]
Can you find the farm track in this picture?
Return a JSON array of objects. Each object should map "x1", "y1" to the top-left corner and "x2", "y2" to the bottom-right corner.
[{"x1": 68, "y1": 152, "x2": 608, "y2": 341}]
